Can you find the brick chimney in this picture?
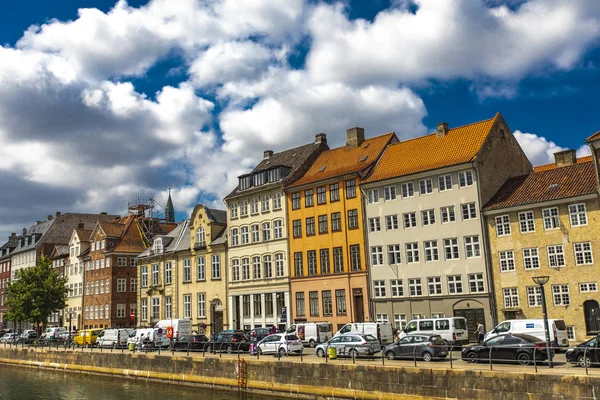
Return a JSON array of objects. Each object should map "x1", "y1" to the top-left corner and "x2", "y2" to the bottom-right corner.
[
  {"x1": 263, "y1": 150, "x2": 273, "y2": 159},
  {"x1": 22, "y1": 228, "x2": 27, "y2": 235},
  {"x1": 554, "y1": 149, "x2": 576, "y2": 168},
  {"x1": 100, "y1": 212, "x2": 107, "y2": 215},
  {"x1": 346, "y1": 127, "x2": 365, "y2": 149},
  {"x1": 47, "y1": 215, "x2": 53, "y2": 221},
  {"x1": 436, "y1": 122, "x2": 449, "y2": 137},
  {"x1": 315, "y1": 133, "x2": 327, "y2": 145},
  {"x1": 78, "y1": 222, "x2": 85, "y2": 229},
  {"x1": 55, "y1": 211, "x2": 61, "y2": 217}
]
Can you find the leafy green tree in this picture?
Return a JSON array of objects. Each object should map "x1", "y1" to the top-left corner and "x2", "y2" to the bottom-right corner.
[{"x1": 5, "y1": 256, "x2": 68, "y2": 333}]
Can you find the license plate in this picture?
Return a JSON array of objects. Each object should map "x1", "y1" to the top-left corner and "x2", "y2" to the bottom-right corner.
[{"x1": 439, "y1": 352, "x2": 447, "y2": 355}]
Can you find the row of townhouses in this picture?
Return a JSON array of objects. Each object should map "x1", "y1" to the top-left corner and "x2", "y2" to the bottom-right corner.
[{"x1": 1, "y1": 113, "x2": 599, "y2": 343}]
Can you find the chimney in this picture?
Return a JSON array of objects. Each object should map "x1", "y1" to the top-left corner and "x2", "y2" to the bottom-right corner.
[
  {"x1": 10, "y1": 233, "x2": 16, "y2": 239},
  {"x1": 47, "y1": 215, "x2": 53, "y2": 221},
  {"x1": 100, "y1": 212, "x2": 107, "y2": 215},
  {"x1": 22, "y1": 228, "x2": 27, "y2": 235},
  {"x1": 315, "y1": 133, "x2": 327, "y2": 145},
  {"x1": 78, "y1": 222, "x2": 85, "y2": 229},
  {"x1": 436, "y1": 122, "x2": 449, "y2": 137},
  {"x1": 554, "y1": 149, "x2": 577, "y2": 167},
  {"x1": 263, "y1": 150, "x2": 273, "y2": 159},
  {"x1": 55, "y1": 211, "x2": 61, "y2": 217},
  {"x1": 35, "y1": 221, "x2": 41, "y2": 225},
  {"x1": 346, "y1": 127, "x2": 365, "y2": 149}
]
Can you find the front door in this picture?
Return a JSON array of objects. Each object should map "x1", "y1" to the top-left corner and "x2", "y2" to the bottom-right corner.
[
  {"x1": 585, "y1": 300, "x2": 600, "y2": 335},
  {"x1": 455, "y1": 308, "x2": 485, "y2": 342},
  {"x1": 214, "y1": 311, "x2": 224, "y2": 334},
  {"x1": 353, "y1": 289, "x2": 364, "y2": 322}
]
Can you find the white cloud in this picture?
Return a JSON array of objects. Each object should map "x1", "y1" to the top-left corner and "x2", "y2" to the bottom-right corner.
[{"x1": 513, "y1": 130, "x2": 591, "y2": 166}]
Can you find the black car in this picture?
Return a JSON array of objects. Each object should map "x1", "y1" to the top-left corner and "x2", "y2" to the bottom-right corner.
[
  {"x1": 207, "y1": 332, "x2": 251, "y2": 353},
  {"x1": 249, "y1": 327, "x2": 272, "y2": 343},
  {"x1": 172, "y1": 335, "x2": 210, "y2": 352},
  {"x1": 383, "y1": 334, "x2": 447, "y2": 362},
  {"x1": 566, "y1": 335, "x2": 600, "y2": 367},
  {"x1": 461, "y1": 333, "x2": 549, "y2": 366},
  {"x1": 16, "y1": 331, "x2": 38, "y2": 344}
]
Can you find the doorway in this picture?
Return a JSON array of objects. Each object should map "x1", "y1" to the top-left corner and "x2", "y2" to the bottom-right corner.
[
  {"x1": 585, "y1": 300, "x2": 600, "y2": 335},
  {"x1": 454, "y1": 308, "x2": 485, "y2": 342},
  {"x1": 353, "y1": 289, "x2": 364, "y2": 322}
]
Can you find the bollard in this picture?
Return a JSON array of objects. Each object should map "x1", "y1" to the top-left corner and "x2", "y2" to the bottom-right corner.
[
  {"x1": 381, "y1": 347, "x2": 385, "y2": 366},
  {"x1": 449, "y1": 346, "x2": 454, "y2": 369},
  {"x1": 533, "y1": 347, "x2": 537, "y2": 373},
  {"x1": 488, "y1": 347, "x2": 493, "y2": 370},
  {"x1": 352, "y1": 347, "x2": 356, "y2": 364},
  {"x1": 413, "y1": 346, "x2": 417, "y2": 367},
  {"x1": 584, "y1": 347, "x2": 589, "y2": 375},
  {"x1": 300, "y1": 346, "x2": 303, "y2": 362}
]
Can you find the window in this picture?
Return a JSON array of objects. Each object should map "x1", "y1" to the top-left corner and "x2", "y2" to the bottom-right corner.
[
  {"x1": 117, "y1": 304, "x2": 126, "y2": 318},
  {"x1": 230, "y1": 202, "x2": 238, "y2": 219},
  {"x1": 522, "y1": 248, "x2": 540, "y2": 270},
  {"x1": 403, "y1": 212, "x2": 416, "y2": 228},
  {"x1": 503, "y1": 288, "x2": 519, "y2": 308},
  {"x1": 569, "y1": 203, "x2": 587, "y2": 227},
  {"x1": 141, "y1": 299, "x2": 148, "y2": 321},
  {"x1": 317, "y1": 186, "x2": 327, "y2": 204},
  {"x1": 117, "y1": 257, "x2": 127, "y2": 267},
  {"x1": 263, "y1": 255, "x2": 272, "y2": 279},
  {"x1": 130, "y1": 278, "x2": 137, "y2": 292},
  {"x1": 461, "y1": 203, "x2": 477, "y2": 220},
  {"x1": 526, "y1": 286, "x2": 542, "y2": 307},
  {"x1": 253, "y1": 256, "x2": 261, "y2": 279},
  {"x1": 405, "y1": 243, "x2": 419, "y2": 263},
  {"x1": 293, "y1": 220, "x2": 302, "y2": 238},
  {"x1": 305, "y1": 189, "x2": 314, "y2": 207},
  {"x1": 330, "y1": 184, "x2": 340, "y2": 202},
  {"x1": 448, "y1": 275, "x2": 463, "y2": 294},
  {"x1": 579, "y1": 282, "x2": 598, "y2": 293},
  {"x1": 346, "y1": 180, "x2": 357, "y2": 199},
  {"x1": 240, "y1": 200, "x2": 248, "y2": 216},
  {"x1": 296, "y1": 293, "x2": 305, "y2": 317},
  {"x1": 328, "y1": 212, "x2": 341, "y2": 232},
  {"x1": 368, "y1": 217, "x2": 381, "y2": 232},
  {"x1": 212, "y1": 255, "x2": 221, "y2": 279},
  {"x1": 517, "y1": 211, "x2": 535, "y2": 233},
  {"x1": 183, "y1": 259, "x2": 191, "y2": 282},
  {"x1": 243, "y1": 295, "x2": 250, "y2": 317},
  {"x1": 165, "y1": 296, "x2": 172, "y2": 319},
  {"x1": 152, "y1": 264, "x2": 159, "y2": 286},
  {"x1": 262, "y1": 222, "x2": 271, "y2": 241},
  {"x1": 394, "y1": 314, "x2": 407, "y2": 330},
  {"x1": 294, "y1": 252, "x2": 303, "y2": 277},
  {"x1": 388, "y1": 245, "x2": 401, "y2": 265},
  {"x1": 251, "y1": 224, "x2": 260, "y2": 242},
  {"x1": 567, "y1": 326, "x2": 576, "y2": 341},
  {"x1": 419, "y1": 179, "x2": 432, "y2": 195},
  {"x1": 384, "y1": 186, "x2": 397, "y2": 201},
  {"x1": 272, "y1": 192, "x2": 282, "y2": 210},
  {"x1": 152, "y1": 298, "x2": 160, "y2": 320},
  {"x1": 254, "y1": 295, "x2": 262, "y2": 316},
  {"x1": 458, "y1": 171, "x2": 473, "y2": 187},
  {"x1": 335, "y1": 289, "x2": 346, "y2": 315},
  {"x1": 183, "y1": 295, "x2": 191, "y2": 318},
  {"x1": 322, "y1": 291, "x2": 333, "y2": 315},
  {"x1": 367, "y1": 189, "x2": 379, "y2": 204},
  {"x1": 309, "y1": 291, "x2": 319, "y2": 316},
  {"x1": 499, "y1": 250, "x2": 515, "y2": 272},
  {"x1": 230, "y1": 228, "x2": 239, "y2": 246},
  {"x1": 439, "y1": 175, "x2": 452, "y2": 191},
  {"x1": 292, "y1": 193, "x2": 301, "y2": 210},
  {"x1": 117, "y1": 278, "x2": 126, "y2": 292},
  {"x1": 391, "y1": 280, "x2": 403, "y2": 297},
  {"x1": 376, "y1": 314, "x2": 389, "y2": 323},
  {"x1": 265, "y1": 293, "x2": 273, "y2": 316},
  {"x1": 547, "y1": 245, "x2": 566, "y2": 268},
  {"x1": 374, "y1": 281, "x2": 386, "y2": 297},
  {"x1": 306, "y1": 217, "x2": 315, "y2": 236},
  {"x1": 424, "y1": 240, "x2": 439, "y2": 262},
  {"x1": 196, "y1": 257, "x2": 205, "y2": 281},
  {"x1": 409, "y1": 279, "x2": 422, "y2": 296},
  {"x1": 495, "y1": 215, "x2": 511, "y2": 236},
  {"x1": 241, "y1": 226, "x2": 249, "y2": 244},
  {"x1": 428, "y1": 277, "x2": 442, "y2": 295},
  {"x1": 464, "y1": 236, "x2": 481, "y2": 258},
  {"x1": 350, "y1": 245, "x2": 361, "y2": 271},
  {"x1": 444, "y1": 238, "x2": 460, "y2": 260},
  {"x1": 422, "y1": 209, "x2": 435, "y2": 226},
  {"x1": 542, "y1": 207, "x2": 560, "y2": 230},
  {"x1": 250, "y1": 198, "x2": 259, "y2": 215},
  {"x1": 261, "y1": 194, "x2": 270, "y2": 212},
  {"x1": 441, "y1": 206, "x2": 455, "y2": 223},
  {"x1": 401, "y1": 183, "x2": 414, "y2": 198},
  {"x1": 320, "y1": 249, "x2": 330, "y2": 274},
  {"x1": 275, "y1": 253, "x2": 284, "y2": 277},
  {"x1": 195, "y1": 227, "x2": 206, "y2": 246},
  {"x1": 254, "y1": 171, "x2": 266, "y2": 186},
  {"x1": 141, "y1": 266, "x2": 148, "y2": 287},
  {"x1": 318, "y1": 215, "x2": 328, "y2": 234},
  {"x1": 552, "y1": 284, "x2": 570, "y2": 306},
  {"x1": 574, "y1": 242, "x2": 593, "y2": 265},
  {"x1": 348, "y1": 209, "x2": 359, "y2": 229},
  {"x1": 232, "y1": 259, "x2": 240, "y2": 281},
  {"x1": 384, "y1": 215, "x2": 399, "y2": 231},
  {"x1": 371, "y1": 246, "x2": 383, "y2": 266},
  {"x1": 307, "y1": 251, "x2": 317, "y2": 275},
  {"x1": 333, "y1": 247, "x2": 343, "y2": 273}
]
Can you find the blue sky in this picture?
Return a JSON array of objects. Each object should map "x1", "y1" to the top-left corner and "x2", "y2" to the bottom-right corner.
[{"x1": 0, "y1": 0, "x2": 599, "y2": 238}]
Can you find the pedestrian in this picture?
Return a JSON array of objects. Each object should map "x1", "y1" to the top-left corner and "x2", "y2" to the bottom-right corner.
[
  {"x1": 270, "y1": 325, "x2": 277, "y2": 335},
  {"x1": 474, "y1": 322, "x2": 485, "y2": 343},
  {"x1": 137, "y1": 333, "x2": 144, "y2": 352}
]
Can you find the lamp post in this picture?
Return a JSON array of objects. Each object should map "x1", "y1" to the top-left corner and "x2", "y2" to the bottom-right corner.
[
  {"x1": 532, "y1": 276, "x2": 553, "y2": 368},
  {"x1": 68, "y1": 311, "x2": 73, "y2": 346}
]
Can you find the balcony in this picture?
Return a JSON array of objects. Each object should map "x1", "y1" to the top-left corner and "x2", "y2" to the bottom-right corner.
[{"x1": 194, "y1": 241, "x2": 206, "y2": 251}]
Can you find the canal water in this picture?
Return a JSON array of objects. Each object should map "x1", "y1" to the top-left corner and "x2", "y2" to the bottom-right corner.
[{"x1": 0, "y1": 365, "x2": 285, "y2": 400}]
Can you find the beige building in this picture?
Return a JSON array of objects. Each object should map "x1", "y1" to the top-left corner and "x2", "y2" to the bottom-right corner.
[
  {"x1": 484, "y1": 146, "x2": 600, "y2": 342},
  {"x1": 64, "y1": 227, "x2": 90, "y2": 330},
  {"x1": 361, "y1": 114, "x2": 532, "y2": 336}
]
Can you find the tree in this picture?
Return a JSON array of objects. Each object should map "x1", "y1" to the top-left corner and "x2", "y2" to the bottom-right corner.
[{"x1": 5, "y1": 256, "x2": 68, "y2": 333}]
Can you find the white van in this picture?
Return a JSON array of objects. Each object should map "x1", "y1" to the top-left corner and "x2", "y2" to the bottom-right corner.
[
  {"x1": 484, "y1": 319, "x2": 569, "y2": 348},
  {"x1": 154, "y1": 319, "x2": 192, "y2": 339},
  {"x1": 399, "y1": 317, "x2": 469, "y2": 345},
  {"x1": 97, "y1": 328, "x2": 134, "y2": 348},
  {"x1": 335, "y1": 322, "x2": 394, "y2": 346},
  {"x1": 41, "y1": 327, "x2": 67, "y2": 341},
  {"x1": 285, "y1": 322, "x2": 333, "y2": 347},
  {"x1": 127, "y1": 328, "x2": 170, "y2": 348}
]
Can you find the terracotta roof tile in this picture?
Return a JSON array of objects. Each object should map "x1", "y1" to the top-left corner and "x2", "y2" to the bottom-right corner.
[
  {"x1": 484, "y1": 161, "x2": 597, "y2": 211},
  {"x1": 533, "y1": 156, "x2": 594, "y2": 172},
  {"x1": 287, "y1": 133, "x2": 395, "y2": 188},
  {"x1": 99, "y1": 221, "x2": 126, "y2": 238},
  {"x1": 586, "y1": 131, "x2": 600, "y2": 142},
  {"x1": 363, "y1": 115, "x2": 497, "y2": 184}
]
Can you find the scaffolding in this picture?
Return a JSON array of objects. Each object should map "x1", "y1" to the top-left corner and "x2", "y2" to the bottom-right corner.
[{"x1": 127, "y1": 193, "x2": 171, "y2": 249}]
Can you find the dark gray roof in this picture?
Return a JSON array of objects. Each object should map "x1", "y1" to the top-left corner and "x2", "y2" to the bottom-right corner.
[
  {"x1": 210, "y1": 228, "x2": 227, "y2": 246},
  {"x1": 205, "y1": 208, "x2": 227, "y2": 225},
  {"x1": 137, "y1": 219, "x2": 190, "y2": 258},
  {"x1": 0, "y1": 233, "x2": 20, "y2": 260}
]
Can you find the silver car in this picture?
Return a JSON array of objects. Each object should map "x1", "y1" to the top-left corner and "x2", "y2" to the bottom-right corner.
[{"x1": 315, "y1": 333, "x2": 380, "y2": 358}]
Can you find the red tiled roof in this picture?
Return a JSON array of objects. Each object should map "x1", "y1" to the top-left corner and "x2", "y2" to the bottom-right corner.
[
  {"x1": 586, "y1": 131, "x2": 600, "y2": 142},
  {"x1": 533, "y1": 156, "x2": 593, "y2": 172}
]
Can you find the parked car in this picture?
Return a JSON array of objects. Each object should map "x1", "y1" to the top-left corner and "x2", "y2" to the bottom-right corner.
[
  {"x1": 206, "y1": 332, "x2": 251, "y2": 353},
  {"x1": 484, "y1": 319, "x2": 568, "y2": 349},
  {"x1": 335, "y1": 322, "x2": 394, "y2": 346},
  {"x1": 383, "y1": 334, "x2": 447, "y2": 362},
  {"x1": 154, "y1": 319, "x2": 192, "y2": 339},
  {"x1": 315, "y1": 334, "x2": 380, "y2": 358},
  {"x1": 172, "y1": 335, "x2": 210, "y2": 351},
  {"x1": 461, "y1": 333, "x2": 550, "y2": 366},
  {"x1": 41, "y1": 327, "x2": 67, "y2": 341},
  {"x1": 126, "y1": 328, "x2": 170, "y2": 349},
  {"x1": 286, "y1": 322, "x2": 333, "y2": 348},
  {"x1": 73, "y1": 329, "x2": 103, "y2": 347},
  {"x1": 256, "y1": 334, "x2": 303, "y2": 356},
  {"x1": 0, "y1": 333, "x2": 17, "y2": 343},
  {"x1": 399, "y1": 317, "x2": 469, "y2": 345},
  {"x1": 97, "y1": 329, "x2": 134, "y2": 348},
  {"x1": 249, "y1": 327, "x2": 272, "y2": 343},
  {"x1": 566, "y1": 335, "x2": 600, "y2": 367},
  {"x1": 16, "y1": 331, "x2": 38, "y2": 344}
]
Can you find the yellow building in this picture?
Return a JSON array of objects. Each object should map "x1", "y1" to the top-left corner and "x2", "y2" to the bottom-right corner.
[
  {"x1": 285, "y1": 128, "x2": 396, "y2": 330},
  {"x1": 483, "y1": 147, "x2": 600, "y2": 343}
]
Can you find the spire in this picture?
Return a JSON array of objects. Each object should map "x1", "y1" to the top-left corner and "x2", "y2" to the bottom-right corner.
[{"x1": 165, "y1": 188, "x2": 175, "y2": 223}]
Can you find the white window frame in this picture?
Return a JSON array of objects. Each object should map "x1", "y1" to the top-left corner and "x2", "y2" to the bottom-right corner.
[
  {"x1": 503, "y1": 287, "x2": 519, "y2": 308},
  {"x1": 526, "y1": 286, "x2": 542, "y2": 307},
  {"x1": 495, "y1": 215, "x2": 511, "y2": 236},
  {"x1": 403, "y1": 212, "x2": 417, "y2": 228},
  {"x1": 388, "y1": 244, "x2": 402, "y2": 265},
  {"x1": 569, "y1": 203, "x2": 587, "y2": 227},
  {"x1": 419, "y1": 179, "x2": 432, "y2": 195},
  {"x1": 405, "y1": 243, "x2": 419, "y2": 263},
  {"x1": 401, "y1": 182, "x2": 414, "y2": 198},
  {"x1": 499, "y1": 250, "x2": 515, "y2": 272},
  {"x1": 368, "y1": 217, "x2": 381, "y2": 233},
  {"x1": 424, "y1": 240, "x2": 439, "y2": 262},
  {"x1": 518, "y1": 211, "x2": 535, "y2": 233},
  {"x1": 443, "y1": 238, "x2": 459, "y2": 260},
  {"x1": 551, "y1": 284, "x2": 570, "y2": 306},
  {"x1": 448, "y1": 275, "x2": 463, "y2": 294},
  {"x1": 408, "y1": 278, "x2": 422, "y2": 296},
  {"x1": 542, "y1": 207, "x2": 560, "y2": 230},
  {"x1": 371, "y1": 246, "x2": 383, "y2": 266},
  {"x1": 458, "y1": 171, "x2": 474, "y2": 187},
  {"x1": 427, "y1": 277, "x2": 442, "y2": 296},
  {"x1": 421, "y1": 209, "x2": 435, "y2": 226},
  {"x1": 374, "y1": 280, "x2": 386, "y2": 298},
  {"x1": 547, "y1": 245, "x2": 566, "y2": 268},
  {"x1": 522, "y1": 248, "x2": 540, "y2": 270},
  {"x1": 441, "y1": 206, "x2": 455, "y2": 223},
  {"x1": 574, "y1": 242, "x2": 593, "y2": 265},
  {"x1": 384, "y1": 186, "x2": 397, "y2": 201},
  {"x1": 579, "y1": 282, "x2": 598, "y2": 293},
  {"x1": 438, "y1": 175, "x2": 452, "y2": 191},
  {"x1": 464, "y1": 235, "x2": 481, "y2": 258}
]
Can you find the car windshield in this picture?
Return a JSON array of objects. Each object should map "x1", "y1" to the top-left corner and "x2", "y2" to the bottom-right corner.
[
  {"x1": 318, "y1": 324, "x2": 331, "y2": 333},
  {"x1": 285, "y1": 335, "x2": 299, "y2": 341}
]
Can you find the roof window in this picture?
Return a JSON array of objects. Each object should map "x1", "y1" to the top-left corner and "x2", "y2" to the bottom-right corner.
[
  {"x1": 360, "y1": 155, "x2": 368, "y2": 162},
  {"x1": 319, "y1": 166, "x2": 326, "y2": 172},
  {"x1": 363, "y1": 143, "x2": 370, "y2": 149}
]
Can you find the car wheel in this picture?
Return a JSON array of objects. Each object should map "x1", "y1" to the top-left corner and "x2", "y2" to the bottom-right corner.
[
  {"x1": 422, "y1": 351, "x2": 433, "y2": 362},
  {"x1": 309, "y1": 339, "x2": 316, "y2": 348},
  {"x1": 516, "y1": 352, "x2": 531, "y2": 366},
  {"x1": 226, "y1": 345, "x2": 233, "y2": 354},
  {"x1": 386, "y1": 351, "x2": 395, "y2": 361},
  {"x1": 466, "y1": 352, "x2": 479, "y2": 363},
  {"x1": 278, "y1": 348, "x2": 286, "y2": 357},
  {"x1": 316, "y1": 348, "x2": 325, "y2": 358},
  {"x1": 577, "y1": 355, "x2": 591, "y2": 368}
]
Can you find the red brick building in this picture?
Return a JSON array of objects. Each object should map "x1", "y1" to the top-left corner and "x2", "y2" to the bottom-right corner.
[{"x1": 0, "y1": 233, "x2": 19, "y2": 330}]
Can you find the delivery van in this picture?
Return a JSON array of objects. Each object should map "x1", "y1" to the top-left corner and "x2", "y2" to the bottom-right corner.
[
  {"x1": 127, "y1": 328, "x2": 170, "y2": 348},
  {"x1": 41, "y1": 327, "x2": 67, "y2": 341},
  {"x1": 335, "y1": 322, "x2": 394, "y2": 346},
  {"x1": 154, "y1": 319, "x2": 192, "y2": 339},
  {"x1": 73, "y1": 329, "x2": 103, "y2": 347},
  {"x1": 97, "y1": 328, "x2": 134, "y2": 348},
  {"x1": 285, "y1": 322, "x2": 333, "y2": 347},
  {"x1": 399, "y1": 317, "x2": 469, "y2": 345},
  {"x1": 484, "y1": 319, "x2": 569, "y2": 348}
]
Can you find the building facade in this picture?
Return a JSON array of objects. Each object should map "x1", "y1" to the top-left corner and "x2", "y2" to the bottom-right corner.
[
  {"x1": 361, "y1": 114, "x2": 532, "y2": 335},
  {"x1": 286, "y1": 129, "x2": 395, "y2": 331},
  {"x1": 484, "y1": 147, "x2": 600, "y2": 342},
  {"x1": 64, "y1": 227, "x2": 91, "y2": 330},
  {"x1": 47, "y1": 245, "x2": 69, "y2": 327},
  {"x1": 225, "y1": 136, "x2": 328, "y2": 332},
  {"x1": 0, "y1": 233, "x2": 19, "y2": 329}
]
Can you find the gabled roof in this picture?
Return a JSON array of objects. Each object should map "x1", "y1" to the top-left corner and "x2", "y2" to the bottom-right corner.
[
  {"x1": 137, "y1": 219, "x2": 190, "y2": 257},
  {"x1": 287, "y1": 132, "x2": 395, "y2": 188},
  {"x1": 533, "y1": 156, "x2": 593, "y2": 172},
  {"x1": 97, "y1": 221, "x2": 126, "y2": 238},
  {"x1": 586, "y1": 131, "x2": 600, "y2": 142},
  {"x1": 205, "y1": 208, "x2": 227, "y2": 225},
  {"x1": 363, "y1": 115, "x2": 498, "y2": 184},
  {"x1": 483, "y1": 161, "x2": 597, "y2": 211},
  {"x1": 50, "y1": 245, "x2": 69, "y2": 259},
  {"x1": 73, "y1": 228, "x2": 92, "y2": 242}
]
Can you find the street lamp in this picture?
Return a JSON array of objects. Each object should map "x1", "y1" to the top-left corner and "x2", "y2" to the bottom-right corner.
[{"x1": 532, "y1": 276, "x2": 553, "y2": 368}]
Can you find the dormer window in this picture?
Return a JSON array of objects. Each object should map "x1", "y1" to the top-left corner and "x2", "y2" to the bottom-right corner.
[
  {"x1": 254, "y1": 171, "x2": 268, "y2": 186},
  {"x1": 196, "y1": 228, "x2": 206, "y2": 246},
  {"x1": 268, "y1": 168, "x2": 281, "y2": 182},
  {"x1": 239, "y1": 175, "x2": 253, "y2": 190},
  {"x1": 153, "y1": 238, "x2": 163, "y2": 254}
]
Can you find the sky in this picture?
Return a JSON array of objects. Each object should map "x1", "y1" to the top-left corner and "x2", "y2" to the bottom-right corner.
[{"x1": 1, "y1": 0, "x2": 600, "y2": 240}]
